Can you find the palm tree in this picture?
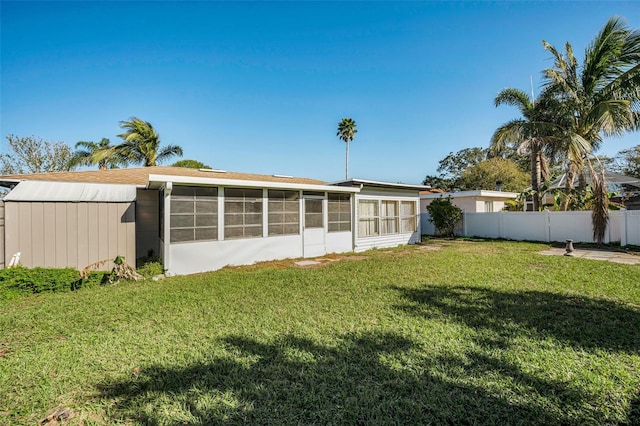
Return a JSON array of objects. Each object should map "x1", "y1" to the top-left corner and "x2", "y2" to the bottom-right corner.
[
  {"x1": 490, "y1": 88, "x2": 563, "y2": 210},
  {"x1": 116, "y1": 117, "x2": 183, "y2": 167},
  {"x1": 71, "y1": 138, "x2": 127, "y2": 170},
  {"x1": 541, "y1": 16, "x2": 640, "y2": 241},
  {"x1": 337, "y1": 117, "x2": 357, "y2": 180}
]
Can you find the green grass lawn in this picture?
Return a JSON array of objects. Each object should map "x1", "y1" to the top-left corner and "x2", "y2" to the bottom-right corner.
[{"x1": 1, "y1": 240, "x2": 639, "y2": 425}]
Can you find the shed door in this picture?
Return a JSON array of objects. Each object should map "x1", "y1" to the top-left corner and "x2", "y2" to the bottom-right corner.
[{"x1": 303, "y1": 197, "x2": 325, "y2": 258}]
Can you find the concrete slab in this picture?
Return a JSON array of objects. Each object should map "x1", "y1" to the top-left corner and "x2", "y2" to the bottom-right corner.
[
  {"x1": 294, "y1": 260, "x2": 323, "y2": 267},
  {"x1": 537, "y1": 248, "x2": 640, "y2": 265}
]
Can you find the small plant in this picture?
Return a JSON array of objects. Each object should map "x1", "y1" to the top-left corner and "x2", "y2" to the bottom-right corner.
[
  {"x1": 426, "y1": 196, "x2": 462, "y2": 237},
  {"x1": 136, "y1": 251, "x2": 164, "y2": 279},
  {"x1": 80, "y1": 256, "x2": 144, "y2": 284}
]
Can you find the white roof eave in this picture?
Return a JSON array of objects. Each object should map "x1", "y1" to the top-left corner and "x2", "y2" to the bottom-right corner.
[{"x1": 147, "y1": 174, "x2": 361, "y2": 193}]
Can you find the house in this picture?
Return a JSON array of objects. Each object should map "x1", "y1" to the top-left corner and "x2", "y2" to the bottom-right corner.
[
  {"x1": 420, "y1": 190, "x2": 519, "y2": 214},
  {"x1": 0, "y1": 167, "x2": 427, "y2": 275}
]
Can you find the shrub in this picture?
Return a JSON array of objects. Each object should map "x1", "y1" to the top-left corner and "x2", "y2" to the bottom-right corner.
[
  {"x1": 0, "y1": 266, "x2": 79, "y2": 295},
  {"x1": 427, "y1": 196, "x2": 463, "y2": 237},
  {"x1": 0, "y1": 267, "x2": 110, "y2": 300},
  {"x1": 136, "y1": 252, "x2": 164, "y2": 279}
]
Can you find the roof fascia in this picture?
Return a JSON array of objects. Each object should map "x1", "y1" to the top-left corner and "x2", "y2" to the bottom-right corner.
[
  {"x1": 329, "y1": 178, "x2": 430, "y2": 191},
  {"x1": 147, "y1": 174, "x2": 360, "y2": 193}
]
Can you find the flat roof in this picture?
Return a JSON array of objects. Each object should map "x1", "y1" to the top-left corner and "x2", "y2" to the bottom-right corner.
[
  {"x1": 330, "y1": 178, "x2": 430, "y2": 191},
  {"x1": 3, "y1": 181, "x2": 137, "y2": 202}
]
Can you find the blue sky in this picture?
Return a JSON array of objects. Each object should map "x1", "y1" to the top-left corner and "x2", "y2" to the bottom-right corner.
[{"x1": 1, "y1": 1, "x2": 639, "y2": 184}]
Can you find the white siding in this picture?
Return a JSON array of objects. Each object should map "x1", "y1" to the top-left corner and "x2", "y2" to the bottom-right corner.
[{"x1": 354, "y1": 189, "x2": 420, "y2": 252}]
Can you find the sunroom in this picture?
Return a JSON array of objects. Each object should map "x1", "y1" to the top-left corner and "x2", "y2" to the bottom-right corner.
[{"x1": 148, "y1": 174, "x2": 361, "y2": 275}]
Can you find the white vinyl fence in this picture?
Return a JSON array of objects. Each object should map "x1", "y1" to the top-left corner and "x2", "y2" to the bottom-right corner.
[
  {"x1": 421, "y1": 209, "x2": 640, "y2": 246},
  {"x1": 0, "y1": 201, "x2": 4, "y2": 269}
]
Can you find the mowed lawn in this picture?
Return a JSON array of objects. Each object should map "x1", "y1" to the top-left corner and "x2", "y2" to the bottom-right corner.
[{"x1": 1, "y1": 240, "x2": 639, "y2": 425}]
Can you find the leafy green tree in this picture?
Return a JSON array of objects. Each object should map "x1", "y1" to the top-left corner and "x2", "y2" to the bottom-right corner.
[
  {"x1": 71, "y1": 138, "x2": 126, "y2": 170},
  {"x1": 426, "y1": 196, "x2": 462, "y2": 237},
  {"x1": 116, "y1": 117, "x2": 183, "y2": 167},
  {"x1": 613, "y1": 145, "x2": 640, "y2": 178},
  {"x1": 172, "y1": 159, "x2": 211, "y2": 169},
  {"x1": 0, "y1": 134, "x2": 74, "y2": 174},
  {"x1": 337, "y1": 117, "x2": 357, "y2": 180},
  {"x1": 541, "y1": 16, "x2": 640, "y2": 242},
  {"x1": 458, "y1": 158, "x2": 530, "y2": 192},
  {"x1": 422, "y1": 147, "x2": 487, "y2": 190}
]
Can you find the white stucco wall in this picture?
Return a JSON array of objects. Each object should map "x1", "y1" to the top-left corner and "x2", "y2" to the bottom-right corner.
[
  {"x1": 421, "y1": 194, "x2": 514, "y2": 213},
  {"x1": 169, "y1": 235, "x2": 304, "y2": 275}
]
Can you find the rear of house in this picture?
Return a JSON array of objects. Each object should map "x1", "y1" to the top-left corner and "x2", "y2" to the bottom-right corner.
[{"x1": 0, "y1": 167, "x2": 427, "y2": 276}]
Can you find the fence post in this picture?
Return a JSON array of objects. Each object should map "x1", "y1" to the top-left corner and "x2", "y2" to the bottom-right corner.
[
  {"x1": 498, "y1": 211, "x2": 504, "y2": 239},
  {"x1": 620, "y1": 209, "x2": 627, "y2": 247},
  {"x1": 463, "y1": 212, "x2": 468, "y2": 237},
  {"x1": 545, "y1": 209, "x2": 551, "y2": 242}
]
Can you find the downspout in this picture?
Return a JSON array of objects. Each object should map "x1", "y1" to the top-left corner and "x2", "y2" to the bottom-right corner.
[{"x1": 162, "y1": 182, "x2": 173, "y2": 275}]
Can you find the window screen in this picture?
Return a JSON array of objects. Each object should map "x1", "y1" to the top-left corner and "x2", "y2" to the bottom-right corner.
[
  {"x1": 328, "y1": 193, "x2": 351, "y2": 232},
  {"x1": 170, "y1": 186, "x2": 218, "y2": 243},
  {"x1": 268, "y1": 190, "x2": 300, "y2": 235},
  {"x1": 224, "y1": 188, "x2": 263, "y2": 239},
  {"x1": 358, "y1": 200, "x2": 379, "y2": 237}
]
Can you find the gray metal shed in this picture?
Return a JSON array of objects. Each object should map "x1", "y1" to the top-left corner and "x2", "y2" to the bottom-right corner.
[{"x1": 3, "y1": 181, "x2": 137, "y2": 270}]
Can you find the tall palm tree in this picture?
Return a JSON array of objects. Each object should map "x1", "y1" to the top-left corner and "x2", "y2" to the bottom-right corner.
[
  {"x1": 337, "y1": 117, "x2": 357, "y2": 180},
  {"x1": 116, "y1": 117, "x2": 183, "y2": 167},
  {"x1": 542, "y1": 16, "x2": 640, "y2": 241},
  {"x1": 71, "y1": 138, "x2": 127, "y2": 170},
  {"x1": 490, "y1": 88, "x2": 563, "y2": 210}
]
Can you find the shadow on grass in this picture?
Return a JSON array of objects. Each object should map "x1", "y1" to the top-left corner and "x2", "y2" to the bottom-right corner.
[
  {"x1": 100, "y1": 331, "x2": 606, "y2": 425},
  {"x1": 394, "y1": 285, "x2": 640, "y2": 354}
]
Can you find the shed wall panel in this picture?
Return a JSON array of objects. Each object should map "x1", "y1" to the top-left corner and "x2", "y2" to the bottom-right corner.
[
  {"x1": 66, "y1": 204, "x2": 78, "y2": 269},
  {"x1": 55, "y1": 203, "x2": 68, "y2": 267},
  {"x1": 77, "y1": 204, "x2": 89, "y2": 268},
  {"x1": 87, "y1": 203, "x2": 99, "y2": 265},
  {"x1": 18, "y1": 203, "x2": 33, "y2": 266},
  {"x1": 108, "y1": 203, "x2": 119, "y2": 264},
  {"x1": 32, "y1": 203, "x2": 46, "y2": 266},
  {"x1": 98, "y1": 205, "x2": 109, "y2": 262}
]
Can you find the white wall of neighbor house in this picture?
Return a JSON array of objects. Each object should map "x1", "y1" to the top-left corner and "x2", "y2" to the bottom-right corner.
[
  {"x1": 421, "y1": 197, "x2": 509, "y2": 213},
  {"x1": 4, "y1": 201, "x2": 135, "y2": 270},
  {"x1": 354, "y1": 188, "x2": 421, "y2": 252}
]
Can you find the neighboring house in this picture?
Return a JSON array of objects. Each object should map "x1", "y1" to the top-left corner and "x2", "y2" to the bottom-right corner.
[
  {"x1": 420, "y1": 190, "x2": 519, "y2": 213},
  {"x1": 0, "y1": 167, "x2": 427, "y2": 275}
]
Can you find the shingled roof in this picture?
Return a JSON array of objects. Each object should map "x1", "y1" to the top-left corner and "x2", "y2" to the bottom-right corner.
[{"x1": 0, "y1": 166, "x2": 326, "y2": 187}]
